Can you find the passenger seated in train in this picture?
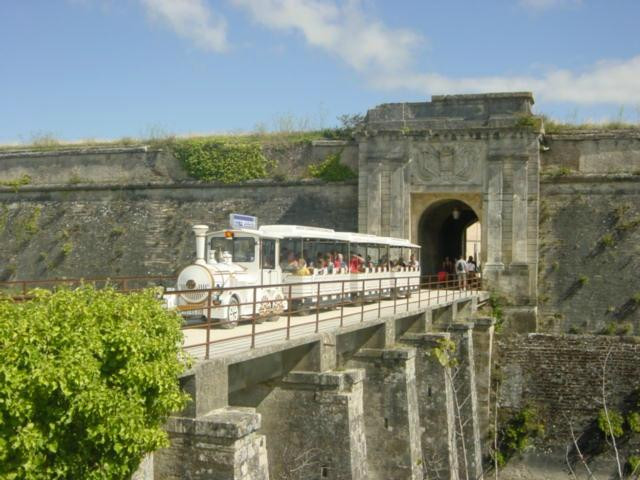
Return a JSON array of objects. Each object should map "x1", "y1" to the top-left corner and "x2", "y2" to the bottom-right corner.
[
  {"x1": 296, "y1": 257, "x2": 310, "y2": 275},
  {"x1": 349, "y1": 254, "x2": 360, "y2": 273},
  {"x1": 326, "y1": 254, "x2": 334, "y2": 273},
  {"x1": 409, "y1": 254, "x2": 419, "y2": 269},
  {"x1": 365, "y1": 256, "x2": 374, "y2": 269},
  {"x1": 334, "y1": 253, "x2": 345, "y2": 270},
  {"x1": 282, "y1": 251, "x2": 299, "y2": 272}
]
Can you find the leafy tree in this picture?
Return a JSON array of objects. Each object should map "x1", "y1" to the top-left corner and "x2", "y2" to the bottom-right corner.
[{"x1": 0, "y1": 286, "x2": 189, "y2": 479}]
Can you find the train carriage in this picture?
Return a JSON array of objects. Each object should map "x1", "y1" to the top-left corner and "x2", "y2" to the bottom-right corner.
[{"x1": 169, "y1": 223, "x2": 421, "y2": 328}]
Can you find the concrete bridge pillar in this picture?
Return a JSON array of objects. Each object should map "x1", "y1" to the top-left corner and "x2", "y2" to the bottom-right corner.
[
  {"x1": 472, "y1": 317, "x2": 496, "y2": 456},
  {"x1": 448, "y1": 323, "x2": 484, "y2": 480},
  {"x1": 231, "y1": 369, "x2": 368, "y2": 480},
  {"x1": 154, "y1": 407, "x2": 269, "y2": 480},
  {"x1": 346, "y1": 347, "x2": 423, "y2": 480},
  {"x1": 400, "y1": 332, "x2": 459, "y2": 480}
]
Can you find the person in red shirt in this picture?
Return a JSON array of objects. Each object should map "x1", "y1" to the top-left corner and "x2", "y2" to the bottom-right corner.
[{"x1": 349, "y1": 254, "x2": 360, "y2": 273}]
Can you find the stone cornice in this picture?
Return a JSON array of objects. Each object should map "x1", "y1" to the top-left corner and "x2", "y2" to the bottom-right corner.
[{"x1": 357, "y1": 127, "x2": 538, "y2": 142}]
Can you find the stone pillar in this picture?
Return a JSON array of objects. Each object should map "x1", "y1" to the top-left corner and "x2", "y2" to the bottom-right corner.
[
  {"x1": 390, "y1": 163, "x2": 406, "y2": 238},
  {"x1": 232, "y1": 369, "x2": 368, "y2": 480},
  {"x1": 400, "y1": 332, "x2": 459, "y2": 480},
  {"x1": 448, "y1": 323, "x2": 483, "y2": 480},
  {"x1": 366, "y1": 162, "x2": 383, "y2": 235},
  {"x1": 358, "y1": 142, "x2": 370, "y2": 233},
  {"x1": 472, "y1": 317, "x2": 496, "y2": 456},
  {"x1": 154, "y1": 408, "x2": 269, "y2": 480},
  {"x1": 483, "y1": 156, "x2": 504, "y2": 273},
  {"x1": 511, "y1": 156, "x2": 528, "y2": 265},
  {"x1": 346, "y1": 347, "x2": 423, "y2": 480},
  {"x1": 179, "y1": 359, "x2": 229, "y2": 418}
]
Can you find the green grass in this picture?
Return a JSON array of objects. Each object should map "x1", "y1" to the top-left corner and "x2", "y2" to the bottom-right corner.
[
  {"x1": 541, "y1": 114, "x2": 640, "y2": 134},
  {"x1": 0, "y1": 130, "x2": 339, "y2": 153}
]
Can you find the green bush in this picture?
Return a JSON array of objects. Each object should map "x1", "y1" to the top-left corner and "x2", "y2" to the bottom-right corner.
[
  {"x1": 173, "y1": 139, "x2": 274, "y2": 183},
  {"x1": 493, "y1": 406, "x2": 544, "y2": 467},
  {"x1": 308, "y1": 152, "x2": 357, "y2": 182},
  {"x1": 597, "y1": 408, "x2": 625, "y2": 438},
  {"x1": 0, "y1": 286, "x2": 189, "y2": 479}
]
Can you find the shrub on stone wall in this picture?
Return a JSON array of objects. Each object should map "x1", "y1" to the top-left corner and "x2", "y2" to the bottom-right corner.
[
  {"x1": 308, "y1": 152, "x2": 357, "y2": 182},
  {"x1": 173, "y1": 139, "x2": 275, "y2": 183},
  {"x1": 0, "y1": 286, "x2": 189, "y2": 479}
]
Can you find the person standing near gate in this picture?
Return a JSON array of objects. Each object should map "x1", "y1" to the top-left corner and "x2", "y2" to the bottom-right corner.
[{"x1": 455, "y1": 255, "x2": 468, "y2": 290}]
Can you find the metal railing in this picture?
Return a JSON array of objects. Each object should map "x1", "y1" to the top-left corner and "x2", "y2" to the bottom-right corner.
[
  {"x1": 172, "y1": 273, "x2": 483, "y2": 360},
  {"x1": 0, "y1": 275, "x2": 176, "y2": 300},
  {"x1": 0, "y1": 271, "x2": 483, "y2": 361}
]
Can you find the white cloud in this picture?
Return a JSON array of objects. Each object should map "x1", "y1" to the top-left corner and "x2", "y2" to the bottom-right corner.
[
  {"x1": 140, "y1": 0, "x2": 229, "y2": 52},
  {"x1": 373, "y1": 55, "x2": 640, "y2": 105},
  {"x1": 518, "y1": 0, "x2": 582, "y2": 11},
  {"x1": 231, "y1": 0, "x2": 640, "y2": 105},
  {"x1": 231, "y1": 0, "x2": 423, "y2": 73}
]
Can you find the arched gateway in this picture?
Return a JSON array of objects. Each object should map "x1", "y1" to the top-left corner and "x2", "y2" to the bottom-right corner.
[
  {"x1": 418, "y1": 199, "x2": 479, "y2": 274},
  {"x1": 356, "y1": 92, "x2": 540, "y2": 330}
]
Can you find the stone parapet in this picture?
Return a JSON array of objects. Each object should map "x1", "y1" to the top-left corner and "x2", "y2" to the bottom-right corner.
[{"x1": 155, "y1": 407, "x2": 269, "y2": 480}]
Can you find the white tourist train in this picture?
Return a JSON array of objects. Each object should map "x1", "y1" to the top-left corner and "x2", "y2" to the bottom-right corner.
[{"x1": 170, "y1": 222, "x2": 421, "y2": 328}]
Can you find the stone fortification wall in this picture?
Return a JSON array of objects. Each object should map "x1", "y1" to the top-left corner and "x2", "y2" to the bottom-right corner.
[
  {"x1": 538, "y1": 176, "x2": 640, "y2": 334},
  {"x1": 0, "y1": 181, "x2": 358, "y2": 281},
  {"x1": 498, "y1": 333, "x2": 640, "y2": 479},
  {"x1": 0, "y1": 140, "x2": 358, "y2": 187},
  {"x1": 542, "y1": 130, "x2": 640, "y2": 174}
]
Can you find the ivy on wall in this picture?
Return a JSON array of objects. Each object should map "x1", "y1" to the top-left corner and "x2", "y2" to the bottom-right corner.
[
  {"x1": 308, "y1": 152, "x2": 357, "y2": 182},
  {"x1": 173, "y1": 139, "x2": 275, "y2": 184}
]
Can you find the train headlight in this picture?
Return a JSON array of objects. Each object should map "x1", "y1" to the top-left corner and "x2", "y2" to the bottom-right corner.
[{"x1": 177, "y1": 265, "x2": 214, "y2": 303}]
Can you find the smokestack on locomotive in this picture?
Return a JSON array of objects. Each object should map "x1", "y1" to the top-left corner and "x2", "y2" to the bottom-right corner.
[{"x1": 192, "y1": 225, "x2": 209, "y2": 265}]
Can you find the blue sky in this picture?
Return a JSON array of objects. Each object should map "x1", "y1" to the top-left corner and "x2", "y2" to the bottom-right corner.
[{"x1": 2, "y1": 0, "x2": 640, "y2": 143}]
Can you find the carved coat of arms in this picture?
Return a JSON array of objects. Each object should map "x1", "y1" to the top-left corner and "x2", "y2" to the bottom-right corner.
[{"x1": 412, "y1": 143, "x2": 480, "y2": 185}]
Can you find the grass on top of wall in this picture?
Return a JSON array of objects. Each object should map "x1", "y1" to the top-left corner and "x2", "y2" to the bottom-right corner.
[
  {"x1": 0, "y1": 130, "x2": 338, "y2": 153},
  {"x1": 517, "y1": 113, "x2": 640, "y2": 134}
]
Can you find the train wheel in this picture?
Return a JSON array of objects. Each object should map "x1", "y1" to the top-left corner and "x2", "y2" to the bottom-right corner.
[{"x1": 220, "y1": 297, "x2": 239, "y2": 329}]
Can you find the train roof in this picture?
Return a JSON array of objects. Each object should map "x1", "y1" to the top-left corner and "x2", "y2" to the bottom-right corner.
[
  {"x1": 206, "y1": 225, "x2": 419, "y2": 248},
  {"x1": 258, "y1": 225, "x2": 420, "y2": 248}
]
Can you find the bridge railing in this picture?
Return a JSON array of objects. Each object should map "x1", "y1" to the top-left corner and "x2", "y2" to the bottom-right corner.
[
  {"x1": 170, "y1": 273, "x2": 483, "y2": 360},
  {"x1": 0, "y1": 272, "x2": 483, "y2": 360}
]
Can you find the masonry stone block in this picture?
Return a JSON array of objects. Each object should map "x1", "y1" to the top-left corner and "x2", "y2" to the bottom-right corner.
[
  {"x1": 154, "y1": 407, "x2": 269, "y2": 480},
  {"x1": 400, "y1": 332, "x2": 459, "y2": 480},
  {"x1": 472, "y1": 317, "x2": 496, "y2": 456},
  {"x1": 346, "y1": 347, "x2": 423, "y2": 480},
  {"x1": 447, "y1": 323, "x2": 483, "y2": 480},
  {"x1": 230, "y1": 369, "x2": 368, "y2": 480}
]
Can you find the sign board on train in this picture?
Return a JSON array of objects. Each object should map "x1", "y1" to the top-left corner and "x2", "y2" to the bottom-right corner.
[{"x1": 229, "y1": 213, "x2": 258, "y2": 230}]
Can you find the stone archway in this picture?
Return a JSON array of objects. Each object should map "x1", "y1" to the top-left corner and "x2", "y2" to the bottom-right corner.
[
  {"x1": 418, "y1": 199, "x2": 480, "y2": 274},
  {"x1": 357, "y1": 93, "x2": 541, "y2": 329}
]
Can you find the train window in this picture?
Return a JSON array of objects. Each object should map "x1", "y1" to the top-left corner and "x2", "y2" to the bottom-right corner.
[
  {"x1": 280, "y1": 238, "x2": 303, "y2": 272},
  {"x1": 366, "y1": 244, "x2": 380, "y2": 267},
  {"x1": 234, "y1": 237, "x2": 256, "y2": 262},
  {"x1": 210, "y1": 237, "x2": 231, "y2": 262},
  {"x1": 389, "y1": 247, "x2": 403, "y2": 267},
  {"x1": 379, "y1": 245, "x2": 389, "y2": 267},
  {"x1": 261, "y1": 239, "x2": 276, "y2": 269},
  {"x1": 209, "y1": 236, "x2": 256, "y2": 263}
]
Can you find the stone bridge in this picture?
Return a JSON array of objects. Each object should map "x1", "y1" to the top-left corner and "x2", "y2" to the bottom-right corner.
[{"x1": 151, "y1": 288, "x2": 492, "y2": 480}]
